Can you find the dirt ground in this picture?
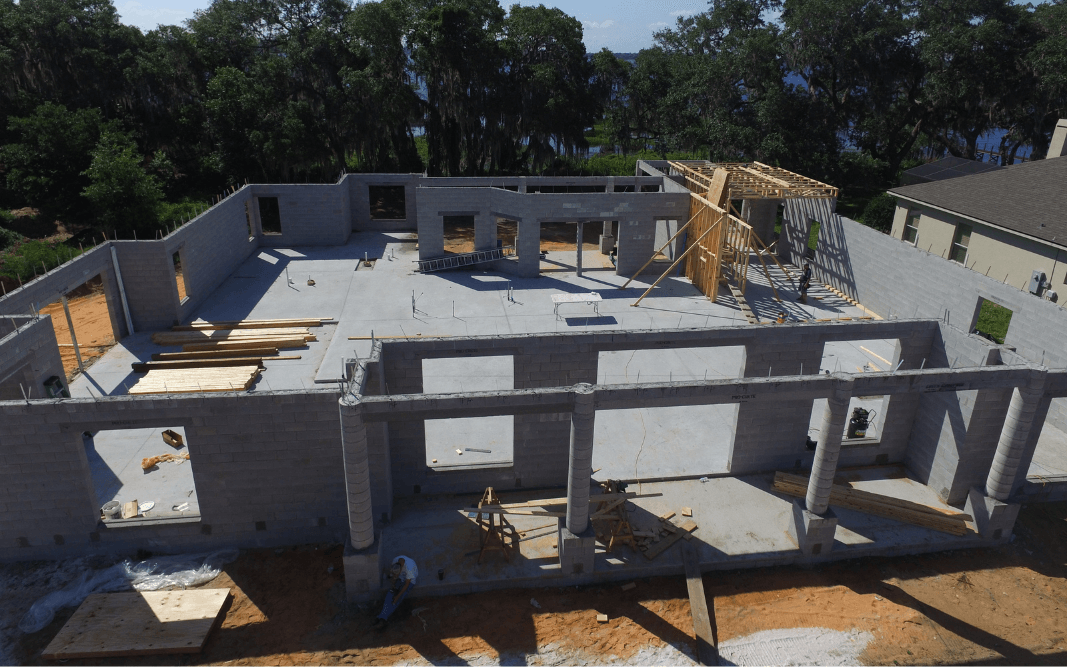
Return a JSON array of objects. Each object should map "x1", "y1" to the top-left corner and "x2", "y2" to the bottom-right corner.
[
  {"x1": 11, "y1": 501, "x2": 1067, "y2": 665},
  {"x1": 36, "y1": 277, "x2": 117, "y2": 380},
  {"x1": 444, "y1": 219, "x2": 602, "y2": 255}
]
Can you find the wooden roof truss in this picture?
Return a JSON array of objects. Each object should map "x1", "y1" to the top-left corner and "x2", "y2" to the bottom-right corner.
[{"x1": 668, "y1": 161, "x2": 839, "y2": 200}]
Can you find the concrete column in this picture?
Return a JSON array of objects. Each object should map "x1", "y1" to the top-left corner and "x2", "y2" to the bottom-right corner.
[
  {"x1": 339, "y1": 394, "x2": 374, "y2": 549},
  {"x1": 599, "y1": 220, "x2": 615, "y2": 255},
  {"x1": 741, "y1": 199, "x2": 780, "y2": 247},
  {"x1": 566, "y1": 383, "x2": 596, "y2": 533},
  {"x1": 516, "y1": 220, "x2": 540, "y2": 277},
  {"x1": 576, "y1": 222, "x2": 584, "y2": 277},
  {"x1": 806, "y1": 376, "x2": 853, "y2": 515},
  {"x1": 474, "y1": 212, "x2": 496, "y2": 251},
  {"x1": 985, "y1": 372, "x2": 1047, "y2": 501}
]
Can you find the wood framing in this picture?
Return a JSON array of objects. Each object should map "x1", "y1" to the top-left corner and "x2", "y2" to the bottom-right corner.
[{"x1": 668, "y1": 161, "x2": 839, "y2": 200}]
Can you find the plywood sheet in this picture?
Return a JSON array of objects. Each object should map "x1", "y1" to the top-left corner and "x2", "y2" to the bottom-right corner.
[{"x1": 42, "y1": 589, "x2": 229, "y2": 659}]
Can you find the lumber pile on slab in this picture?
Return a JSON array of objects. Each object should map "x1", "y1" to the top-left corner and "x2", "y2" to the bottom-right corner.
[
  {"x1": 41, "y1": 590, "x2": 229, "y2": 659},
  {"x1": 128, "y1": 365, "x2": 261, "y2": 394},
  {"x1": 772, "y1": 472, "x2": 972, "y2": 535},
  {"x1": 132, "y1": 357, "x2": 298, "y2": 372},
  {"x1": 151, "y1": 327, "x2": 314, "y2": 346},
  {"x1": 152, "y1": 348, "x2": 280, "y2": 361},
  {"x1": 642, "y1": 516, "x2": 698, "y2": 560}
]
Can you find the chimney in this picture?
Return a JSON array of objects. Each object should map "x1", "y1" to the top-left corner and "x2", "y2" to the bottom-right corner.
[{"x1": 1049, "y1": 119, "x2": 1067, "y2": 159}]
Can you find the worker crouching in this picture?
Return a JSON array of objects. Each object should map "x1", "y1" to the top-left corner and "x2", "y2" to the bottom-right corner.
[{"x1": 373, "y1": 555, "x2": 418, "y2": 631}]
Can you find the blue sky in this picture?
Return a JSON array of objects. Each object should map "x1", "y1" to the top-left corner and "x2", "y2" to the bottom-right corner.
[{"x1": 114, "y1": 0, "x2": 711, "y2": 52}]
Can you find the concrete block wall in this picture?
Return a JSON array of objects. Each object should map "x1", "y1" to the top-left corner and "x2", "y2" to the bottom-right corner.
[
  {"x1": 783, "y1": 199, "x2": 1067, "y2": 433},
  {"x1": 347, "y1": 173, "x2": 421, "y2": 232},
  {"x1": 414, "y1": 185, "x2": 689, "y2": 277},
  {"x1": 0, "y1": 243, "x2": 125, "y2": 340},
  {"x1": 0, "y1": 390, "x2": 347, "y2": 561},
  {"x1": 0, "y1": 315, "x2": 66, "y2": 400},
  {"x1": 113, "y1": 241, "x2": 182, "y2": 331},
  {"x1": 163, "y1": 189, "x2": 260, "y2": 322},
  {"x1": 253, "y1": 184, "x2": 350, "y2": 247}
]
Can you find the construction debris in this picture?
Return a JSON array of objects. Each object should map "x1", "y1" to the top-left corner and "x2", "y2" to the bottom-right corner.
[
  {"x1": 162, "y1": 430, "x2": 184, "y2": 448},
  {"x1": 142, "y1": 452, "x2": 190, "y2": 469}
]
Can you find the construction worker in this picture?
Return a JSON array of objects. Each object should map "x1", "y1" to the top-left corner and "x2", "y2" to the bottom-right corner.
[
  {"x1": 373, "y1": 555, "x2": 418, "y2": 631},
  {"x1": 797, "y1": 264, "x2": 812, "y2": 302}
]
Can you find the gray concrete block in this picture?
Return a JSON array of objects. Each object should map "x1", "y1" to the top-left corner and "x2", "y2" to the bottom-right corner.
[
  {"x1": 788, "y1": 500, "x2": 838, "y2": 557},
  {"x1": 964, "y1": 486, "x2": 1020, "y2": 541}
]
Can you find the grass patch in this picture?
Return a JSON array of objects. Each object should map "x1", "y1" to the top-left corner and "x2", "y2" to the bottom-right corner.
[{"x1": 974, "y1": 299, "x2": 1012, "y2": 344}]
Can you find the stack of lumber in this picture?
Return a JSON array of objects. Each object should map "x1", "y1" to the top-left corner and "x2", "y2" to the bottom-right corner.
[
  {"x1": 132, "y1": 356, "x2": 299, "y2": 372},
  {"x1": 151, "y1": 327, "x2": 315, "y2": 352},
  {"x1": 773, "y1": 471, "x2": 972, "y2": 535},
  {"x1": 128, "y1": 365, "x2": 262, "y2": 394}
]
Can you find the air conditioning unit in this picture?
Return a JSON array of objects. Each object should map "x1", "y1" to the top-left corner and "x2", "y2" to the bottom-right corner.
[
  {"x1": 1045, "y1": 289, "x2": 1058, "y2": 303},
  {"x1": 1029, "y1": 269, "x2": 1047, "y2": 295}
]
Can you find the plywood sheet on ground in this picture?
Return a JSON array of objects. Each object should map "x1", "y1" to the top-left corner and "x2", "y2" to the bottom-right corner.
[
  {"x1": 41, "y1": 589, "x2": 229, "y2": 659},
  {"x1": 128, "y1": 365, "x2": 261, "y2": 394}
]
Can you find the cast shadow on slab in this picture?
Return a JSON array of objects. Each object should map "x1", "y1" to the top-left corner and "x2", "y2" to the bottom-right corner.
[{"x1": 563, "y1": 316, "x2": 618, "y2": 327}]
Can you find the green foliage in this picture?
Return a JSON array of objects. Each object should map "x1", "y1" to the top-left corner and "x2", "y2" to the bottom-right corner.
[
  {"x1": 808, "y1": 220, "x2": 821, "y2": 252},
  {"x1": 0, "y1": 238, "x2": 83, "y2": 283},
  {"x1": 975, "y1": 300, "x2": 1013, "y2": 344},
  {"x1": 0, "y1": 103, "x2": 118, "y2": 219},
  {"x1": 860, "y1": 193, "x2": 897, "y2": 233},
  {"x1": 0, "y1": 226, "x2": 22, "y2": 252},
  {"x1": 81, "y1": 131, "x2": 164, "y2": 234},
  {"x1": 157, "y1": 198, "x2": 210, "y2": 227}
]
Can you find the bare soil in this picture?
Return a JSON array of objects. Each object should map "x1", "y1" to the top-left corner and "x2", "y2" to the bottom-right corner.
[
  {"x1": 13, "y1": 501, "x2": 1067, "y2": 665},
  {"x1": 37, "y1": 277, "x2": 116, "y2": 379}
]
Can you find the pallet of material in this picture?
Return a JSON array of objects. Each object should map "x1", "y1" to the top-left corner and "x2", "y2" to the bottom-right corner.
[
  {"x1": 41, "y1": 589, "x2": 229, "y2": 659},
  {"x1": 182, "y1": 337, "x2": 313, "y2": 352},
  {"x1": 172, "y1": 317, "x2": 332, "y2": 331},
  {"x1": 132, "y1": 357, "x2": 299, "y2": 372},
  {"x1": 128, "y1": 365, "x2": 262, "y2": 394},
  {"x1": 772, "y1": 472, "x2": 972, "y2": 535},
  {"x1": 151, "y1": 327, "x2": 311, "y2": 345},
  {"x1": 152, "y1": 347, "x2": 280, "y2": 361}
]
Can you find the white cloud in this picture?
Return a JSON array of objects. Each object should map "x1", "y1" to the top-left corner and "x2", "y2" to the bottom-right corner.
[{"x1": 583, "y1": 19, "x2": 616, "y2": 29}]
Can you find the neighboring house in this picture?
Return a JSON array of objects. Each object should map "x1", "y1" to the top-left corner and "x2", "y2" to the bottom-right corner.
[
  {"x1": 899, "y1": 155, "x2": 1002, "y2": 186},
  {"x1": 888, "y1": 120, "x2": 1067, "y2": 300}
]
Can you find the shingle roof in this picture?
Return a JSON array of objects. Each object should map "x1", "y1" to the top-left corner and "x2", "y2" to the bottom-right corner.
[
  {"x1": 900, "y1": 156, "x2": 1003, "y2": 185},
  {"x1": 889, "y1": 156, "x2": 1067, "y2": 249}
]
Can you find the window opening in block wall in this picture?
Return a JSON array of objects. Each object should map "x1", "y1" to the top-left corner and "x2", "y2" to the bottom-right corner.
[
  {"x1": 422, "y1": 356, "x2": 514, "y2": 469},
  {"x1": 244, "y1": 201, "x2": 255, "y2": 240},
  {"x1": 950, "y1": 223, "x2": 972, "y2": 264},
  {"x1": 369, "y1": 185, "x2": 406, "y2": 220},
  {"x1": 442, "y1": 215, "x2": 476, "y2": 255},
  {"x1": 258, "y1": 197, "x2": 282, "y2": 234},
  {"x1": 593, "y1": 347, "x2": 743, "y2": 478},
  {"x1": 38, "y1": 273, "x2": 117, "y2": 380},
  {"x1": 640, "y1": 184, "x2": 660, "y2": 192},
  {"x1": 973, "y1": 298, "x2": 1012, "y2": 344},
  {"x1": 85, "y1": 426, "x2": 201, "y2": 524},
  {"x1": 814, "y1": 340, "x2": 898, "y2": 445},
  {"x1": 172, "y1": 250, "x2": 189, "y2": 304},
  {"x1": 903, "y1": 210, "x2": 920, "y2": 244}
]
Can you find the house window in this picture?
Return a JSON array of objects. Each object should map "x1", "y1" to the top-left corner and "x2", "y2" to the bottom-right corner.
[
  {"x1": 950, "y1": 223, "x2": 972, "y2": 264},
  {"x1": 903, "y1": 211, "x2": 920, "y2": 244}
]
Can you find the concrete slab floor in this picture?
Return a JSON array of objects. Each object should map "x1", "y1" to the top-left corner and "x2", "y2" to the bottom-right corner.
[
  {"x1": 382, "y1": 465, "x2": 988, "y2": 599},
  {"x1": 1030, "y1": 421, "x2": 1067, "y2": 479},
  {"x1": 85, "y1": 426, "x2": 199, "y2": 520}
]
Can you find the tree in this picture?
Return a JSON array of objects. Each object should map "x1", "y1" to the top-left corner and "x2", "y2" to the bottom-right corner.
[
  {"x1": 918, "y1": 0, "x2": 1036, "y2": 159},
  {"x1": 1, "y1": 102, "x2": 117, "y2": 217},
  {"x1": 81, "y1": 130, "x2": 163, "y2": 234},
  {"x1": 500, "y1": 4, "x2": 596, "y2": 172},
  {"x1": 781, "y1": 0, "x2": 925, "y2": 179}
]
